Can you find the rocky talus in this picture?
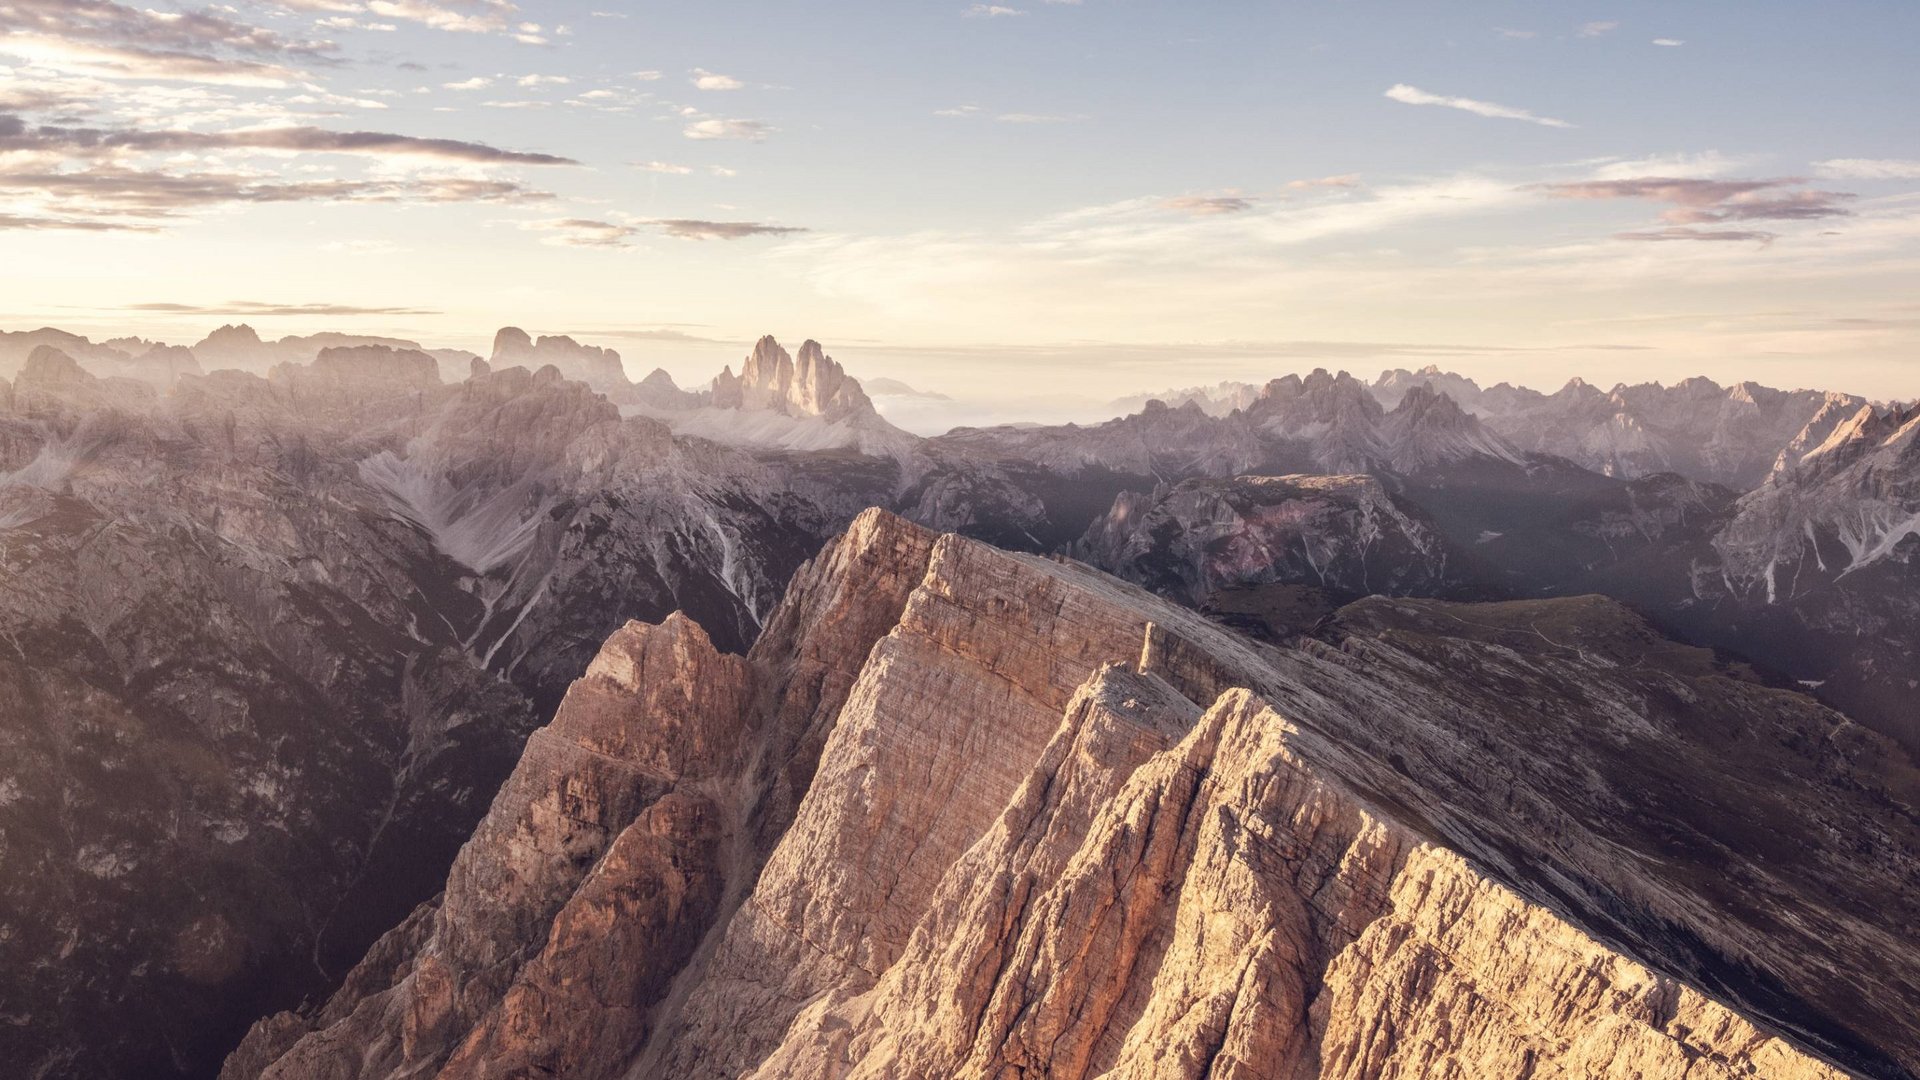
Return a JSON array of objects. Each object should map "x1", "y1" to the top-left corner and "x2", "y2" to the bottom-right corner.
[{"x1": 229, "y1": 510, "x2": 1919, "y2": 1079}]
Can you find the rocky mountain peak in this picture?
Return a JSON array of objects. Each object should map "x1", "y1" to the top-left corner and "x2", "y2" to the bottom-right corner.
[
  {"x1": 19, "y1": 344, "x2": 90, "y2": 388},
  {"x1": 201, "y1": 323, "x2": 263, "y2": 348},
  {"x1": 709, "y1": 335, "x2": 878, "y2": 424},
  {"x1": 488, "y1": 327, "x2": 627, "y2": 393},
  {"x1": 274, "y1": 345, "x2": 440, "y2": 392},
  {"x1": 1378, "y1": 385, "x2": 1524, "y2": 471},
  {"x1": 491, "y1": 325, "x2": 533, "y2": 356},
  {"x1": 10, "y1": 345, "x2": 157, "y2": 420},
  {"x1": 228, "y1": 510, "x2": 1913, "y2": 1080}
]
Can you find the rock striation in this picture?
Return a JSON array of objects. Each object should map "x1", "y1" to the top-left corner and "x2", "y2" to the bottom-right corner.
[{"x1": 229, "y1": 509, "x2": 1919, "y2": 1080}]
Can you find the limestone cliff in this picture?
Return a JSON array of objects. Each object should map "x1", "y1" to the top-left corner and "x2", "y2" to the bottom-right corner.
[{"x1": 228, "y1": 509, "x2": 1918, "y2": 1079}]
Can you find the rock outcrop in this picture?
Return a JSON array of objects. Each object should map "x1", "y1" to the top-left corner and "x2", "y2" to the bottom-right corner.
[
  {"x1": 1699, "y1": 400, "x2": 1920, "y2": 746},
  {"x1": 229, "y1": 510, "x2": 1919, "y2": 1080},
  {"x1": 489, "y1": 327, "x2": 630, "y2": 394},
  {"x1": 710, "y1": 336, "x2": 877, "y2": 423},
  {"x1": 1076, "y1": 473, "x2": 1451, "y2": 607}
]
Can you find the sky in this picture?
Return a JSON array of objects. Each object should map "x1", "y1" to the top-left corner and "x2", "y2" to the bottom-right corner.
[{"x1": 2, "y1": 0, "x2": 1918, "y2": 417}]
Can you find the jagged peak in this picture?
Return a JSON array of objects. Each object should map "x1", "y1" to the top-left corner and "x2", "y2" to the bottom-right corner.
[
  {"x1": 198, "y1": 323, "x2": 263, "y2": 346},
  {"x1": 491, "y1": 326, "x2": 533, "y2": 355},
  {"x1": 21, "y1": 344, "x2": 91, "y2": 384}
]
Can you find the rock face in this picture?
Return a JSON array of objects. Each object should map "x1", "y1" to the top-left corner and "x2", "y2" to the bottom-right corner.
[
  {"x1": 229, "y1": 510, "x2": 1919, "y2": 1080},
  {"x1": 0, "y1": 352, "x2": 898, "y2": 1079},
  {"x1": 710, "y1": 336, "x2": 877, "y2": 423},
  {"x1": 488, "y1": 327, "x2": 630, "y2": 394},
  {"x1": 1361, "y1": 367, "x2": 1867, "y2": 489},
  {"x1": 1697, "y1": 400, "x2": 1920, "y2": 746},
  {"x1": 1076, "y1": 474, "x2": 1451, "y2": 606}
]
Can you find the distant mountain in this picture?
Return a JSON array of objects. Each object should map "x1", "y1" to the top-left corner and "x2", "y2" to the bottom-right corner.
[
  {"x1": 864, "y1": 376, "x2": 950, "y2": 400},
  {"x1": 1108, "y1": 379, "x2": 1262, "y2": 417},
  {"x1": 1363, "y1": 366, "x2": 1867, "y2": 489},
  {"x1": 1697, "y1": 400, "x2": 1920, "y2": 742}
]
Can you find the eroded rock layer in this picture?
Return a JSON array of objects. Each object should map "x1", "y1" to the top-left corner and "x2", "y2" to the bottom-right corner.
[{"x1": 229, "y1": 510, "x2": 1918, "y2": 1080}]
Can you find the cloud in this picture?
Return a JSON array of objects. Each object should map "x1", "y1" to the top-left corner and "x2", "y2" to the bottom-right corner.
[
  {"x1": 935, "y1": 104, "x2": 982, "y2": 117},
  {"x1": 691, "y1": 69, "x2": 743, "y2": 91},
  {"x1": 128, "y1": 301, "x2": 441, "y2": 316},
  {"x1": 1614, "y1": 227, "x2": 1776, "y2": 244},
  {"x1": 1383, "y1": 84, "x2": 1572, "y2": 128},
  {"x1": 1533, "y1": 177, "x2": 1854, "y2": 223},
  {"x1": 358, "y1": 0, "x2": 517, "y2": 35},
  {"x1": 4, "y1": 0, "x2": 334, "y2": 59},
  {"x1": 0, "y1": 116, "x2": 578, "y2": 164},
  {"x1": 0, "y1": 163, "x2": 550, "y2": 227},
  {"x1": 1286, "y1": 174, "x2": 1362, "y2": 190},
  {"x1": 1161, "y1": 195, "x2": 1256, "y2": 216},
  {"x1": 1578, "y1": 21, "x2": 1620, "y2": 37},
  {"x1": 1494, "y1": 28, "x2": 1536, "y2": 39},
  {"x1": 516, "y1": 74, "x2": 568, "y2": 86},
  {"x1": 0, "y1": 0, "x2": 338, "y2": 87},
  {"x1": 443, "y1": 76, "x2": 492, "y2": 90},
  {"x1": 651, "y1": 219, "x2": 807, "y2": 240},
  {"x1": 1815, "y1": 159, "x2": 1920, "y2": 180},
  {"x1": 634, "y1": 160, "x2": 694, "y2": 174},
  {"x1": 0, "y1": 210, "x2": 159, "y2": 231},
  {"x1": 0, "y1": 34, "x2": 306, "y2": 86},
  {"x1": 683, "y1": 117, "x2": 771, "y2": 140},
  {"x1": 1652, "y1": 38, "x2": 1684, "y2": 46},
  {"x1": 964, "y1": 4, "x2": 1026, "y2": 16},
  {"x1": 520, "y1": 217, "x2": 642, "y2": 247}
]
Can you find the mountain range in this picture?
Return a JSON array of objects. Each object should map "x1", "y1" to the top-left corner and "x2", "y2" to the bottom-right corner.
[{"x1": 2, "y1": 324, "x2": 1916, "y2": 1078}]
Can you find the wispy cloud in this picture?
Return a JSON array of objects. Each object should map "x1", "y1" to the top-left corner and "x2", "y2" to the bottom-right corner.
[
  {"x1": 1578, "y1": 20, "x2": 1620, "y2": 37},
  {"x1": 691, "y1": 69, "x2": 743, "y2": 91},
  {"x1": 651, "y1": 219, "x2": 807, "y2": 240},
  {"x1": 1534, "y1": 177, "x2": 1854, "y2": 223},
  {"x1": 1614, "y1": 227, "x2": 1775, "y2": 244},
  {"x1": 964, "y1": 4, "x2": 1026, "y2": 17},
  {"x1": 1384, "y1": 84, "x2": 1573, "y2": 128},
  {"x1": 1651, "y1": 38, "x2": 1684, "y2": 47},
  {"x1": 1815, "y1": 159, "x2": 1920, "y2": 180},
  {"x1": 683, "y1": 117, "x2": 772, "y2": 140},
  {"x1": 0, "y1": 117, "x2": 578, "y2": 164},
  {"x1": 634, "y1": 160, "x2": 694, "y2": 174},
  {"x1": 1287, "y1": 174, "x2": 1362, "y2": 190},
  {"x1": 356, "y1": 0, "x2": 517, "y2": 36},
  {"x1": 1161, "y1": 195, "x2": 1256, "y2": 216},
  {"x1": 519, "y1": 217, "x2": 642, "y2": 247},
  {"x1": 0, "y1": 210, "x2": 159, "y2": 231},
  {"x1": 128, "y1": 300, "x2": 440, "y2": 316}
]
